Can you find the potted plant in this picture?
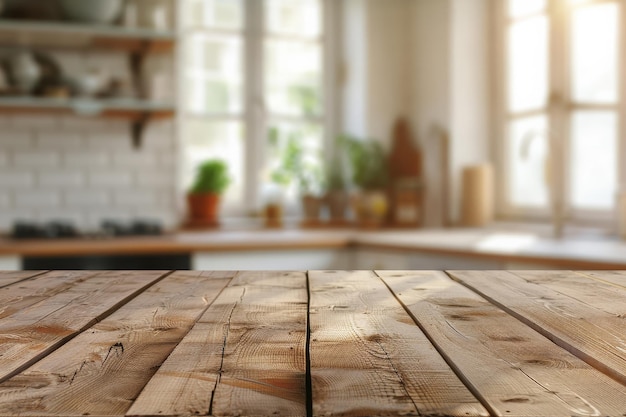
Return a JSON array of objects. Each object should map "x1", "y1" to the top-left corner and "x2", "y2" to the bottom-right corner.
[
  {"x1": 324, "y1": 157, "x2": 350, "y2": 225},
  {"x1": 341, "y1": 135, "x2": 390, "y2": 227},
  {"x1": 298, "y1": 164, "x2": 324, "y2": 225},
  {"x1": 187, "y1": 159, "x2": 230, "y2": 227},
  {"x1": 269, "y1": 127, "x2": 324, "y2": 225}
]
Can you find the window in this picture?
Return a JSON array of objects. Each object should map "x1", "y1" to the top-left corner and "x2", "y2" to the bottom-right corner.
[
  {"x1": 498, "y1": 0, "x2": 622, "y2": 223},
  {"x1": 179, "y1": 0, "x2": 333, "y2": 216}
]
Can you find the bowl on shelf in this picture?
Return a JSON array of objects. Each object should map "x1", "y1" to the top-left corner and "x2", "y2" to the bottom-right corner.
[{"x1": 60, "y1": 0, "x2": 123, "y2": 24}]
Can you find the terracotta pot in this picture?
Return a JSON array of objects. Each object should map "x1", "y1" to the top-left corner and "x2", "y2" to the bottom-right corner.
[
  {"x1": 187, "y1": 193, "x2": 220, "y2": 224},
  {"x1": 326, "y1": 190, "x2": 349, "y2": 221},
  {"x1": 264, "y1": 203, "x2": 283, "y2": 228},
  {"x1": 302, "y1": 195, "x2": 323, "y2": 222}
]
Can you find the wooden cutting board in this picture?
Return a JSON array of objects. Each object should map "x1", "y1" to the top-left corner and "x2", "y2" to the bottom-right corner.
[{"x1": 388, "y1": 118, "x2": 423, "y2": 179}]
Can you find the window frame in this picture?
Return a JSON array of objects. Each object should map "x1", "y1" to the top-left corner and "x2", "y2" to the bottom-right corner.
[
  {"x1": 176, "y1": 0, "x2": 340, "y2": 219},
  {"x1": 494, "y1": 0, "x2": 625, "y2": 227}
]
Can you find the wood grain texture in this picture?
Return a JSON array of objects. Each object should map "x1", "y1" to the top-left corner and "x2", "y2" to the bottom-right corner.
[
  {"x1": 378, "y1": 270, "x2": 626, "y2": 417},
  {"x1": 0, "y1": 271, "x2": 233, "y2": 416},
  {"x1": 448, "y1": 270, "x2": 626, "y2": 387},
  {"x1": 0, "y1": 271, "x2": 47, "y2": 289},
  {"x1": 128, "y1": 271, "x2": 308, "y2": 417},
  {"x1": 308, "y1": 270, "x2": 487, "y2": 417},
  {"x1": 0, "y1": 271, "x2": 97, "y2": 321},
  {"x1": 577, "y1": 270, "x2": 626, "y2": 290},
  {"x1": 511, "y1": 270, "x2": 626, "y2": 317},
  {"x1": 0, "y1": 271, "x2": 167, "y2": 384}
]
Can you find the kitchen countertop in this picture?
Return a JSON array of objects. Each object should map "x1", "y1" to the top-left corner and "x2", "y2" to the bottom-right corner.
[
  {"x1": 2, "y1": 225, "x2": 626, "y2": 268},
  {"x1": 1, "y1": 270, "x2": 626, "y2": 416}
]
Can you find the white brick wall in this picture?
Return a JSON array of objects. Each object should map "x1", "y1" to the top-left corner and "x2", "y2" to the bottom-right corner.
[
  {"x1": 14, "y1": 190, "x2": 61, "y2": 208},
  {"x1": 39, "y1": 170, "x2": 85, "y2": 187},
  {"x1": 0, "y1": 50, "x2": 179, "y2": 232},
  {"x1": 0, "y1": 170, "x2": 35, "y2": 188},
  {"x1": 14, "y1": 151, "x2": 60, "y2": 168},
  {"x1": 64, "y1": 190, "x2": 110, "y2": 207}
]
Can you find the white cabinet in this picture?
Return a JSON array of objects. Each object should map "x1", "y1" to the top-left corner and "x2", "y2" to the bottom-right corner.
[
  {"x1": 0, "y1": 256, "x2": 20, "y2": 271},
  {"x1": 354, "y1": 249, "x2": 504, "y2": 270},
  {"x1": 193, "y1": 248, "x2": 506, "y2": 271},
  {"x1": 353, "y1": 249, "x2": 410, "y2": 270},
  {"x1": 192, "y1": 249, "x2": 352, "y2": 270}
]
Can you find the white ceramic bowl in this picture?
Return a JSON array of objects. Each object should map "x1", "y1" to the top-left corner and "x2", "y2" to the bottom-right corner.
[{"x1": 60, "y1": 0, "x2": 123, "y2": 24}]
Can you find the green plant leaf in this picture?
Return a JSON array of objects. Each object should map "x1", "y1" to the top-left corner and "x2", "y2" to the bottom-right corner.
[{"x1": 190, "y1": 159, "x2": 231, "y2": 194}]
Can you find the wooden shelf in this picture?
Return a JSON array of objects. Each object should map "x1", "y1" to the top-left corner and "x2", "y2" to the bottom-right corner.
[
  {"x1": 0, "y1": 97, "x2": 174, "y2": 117},
  {"x1": 0, "y1": 97, "x2": 175, "y2": 147},
  {"x1": 0, "y1": 20, "x2": 177, "y2": 147},
  {"x1": 0, "y1": 19, "x2": 175, "y2": 52}
]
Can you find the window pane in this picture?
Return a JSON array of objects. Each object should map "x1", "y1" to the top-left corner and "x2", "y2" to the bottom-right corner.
[
  {"x1": 571, "y1": 3, "x2": 619, "y2": 103},
  {"x1": 266, "y1": 0, "x2": 322, "y2": 38},
  {"x1": 263, "y1": 122, "x2": 324, "y2": 201},
  {"x1": 265, "y1": 40, "x2": 323, "y2": 116},
  {"x1": 183, "y1": 0, "x2": 244, "y2": 30},
  {"x1": 508, "y1": 116, "x2": 549, "y2": 208},
  {"x1": 570, "y1": 111, "x2": 617, "y2": 210},
  {"x1": 508, "y1": 16, "x2": 548, "y2": 113},
  {"x1": 183, "y1": 120, "x2": 245, "y2": 206},
  {"x1": 185, "y1": 34, "x2": 242, "y2": 74},
  {"x1": 184, "y1": 34, "x2": 243, "y2": 114},
  {"x1": 509, "y1": 0, "x2": 545, "y2": 18}
]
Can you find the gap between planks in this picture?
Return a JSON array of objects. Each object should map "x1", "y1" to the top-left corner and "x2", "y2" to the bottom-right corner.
[{"x1": 305, "y1": 271, "x2": 313, "y2": 417}]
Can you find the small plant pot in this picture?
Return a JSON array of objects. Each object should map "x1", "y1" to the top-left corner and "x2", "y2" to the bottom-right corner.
[
  {"x1": 187, "y1": 193, "x2": 220, "y2": 227},
  {"x1": 301, "y1": 195, "x2": 323, "y2": 223},
  {"x1": 326, "y1": 190, "x2": 349, "y2": 223},
  {"x1": 264, "y1": 203, "x2": 283, "y2": 228},
  {"x1": 352, "y1": 190, "x2": 389, "y2": 228}
]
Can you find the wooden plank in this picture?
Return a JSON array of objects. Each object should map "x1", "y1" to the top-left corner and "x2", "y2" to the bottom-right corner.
[
  {"x1": 0, "y1": 271, "x2": 101, "y2": 322},
  {"x1": 0, "y1": 271, "x2": 47, "y2": 289},
  {"x1": 309, "y1": 270, "x2": 487, "y2": 417},
  {"x1": 509, "y1": 270, "x2": 626, "y2": 317},
  {"x1": 577, "y1": 270, "x2": 626, "y2": 290},
  {"x1": 448, "y1": 270, "x2": 626, "y2": 386},
  {"x1": 378, "y1": 270, "x2": 626, "y2": 416},
  {"x1": 128, "y1": 271, "x2": 308, "y2": 417},
  {"x1": 0, "y1": 270, "x2": 168, "y2": 384},
  {"x1": 0, "y1": 271, "x2": 234, "y2": 417}
]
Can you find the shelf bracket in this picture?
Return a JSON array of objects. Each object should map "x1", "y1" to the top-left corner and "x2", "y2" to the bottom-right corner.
[
  {"x1": 131, "y1": 113, "x2": 150, "y2": 149},
  {"x1": 129, "y1": 40, "x2": 154, "y2": 149},
  {"x1": 129, "y1": 40, "x2": 152, "y2": 99}
]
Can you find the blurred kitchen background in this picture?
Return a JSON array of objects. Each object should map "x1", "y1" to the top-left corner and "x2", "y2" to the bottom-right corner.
[{"x1": 1, "y1": 0, "x2": 625, "y2": 271}]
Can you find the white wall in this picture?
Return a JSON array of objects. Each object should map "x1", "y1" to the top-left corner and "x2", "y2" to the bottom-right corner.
[
  {"x1": 449, "y1": 0, "x2": 492, "y2": 224},
  {"x1": 409, "y1": 0, "x2": 492, "y2": 226},
  {"x1": 410, "y1": 0, "x2": 452, "y2": 227},
  {"x1": 341, "y1": 0, "x2": 368, "y2": 138},
  {"x1": 365, "y1": 0, "x2": 413, "y2": 143},
  {"x1": 0, "y1": 51, "x2": 178, "y2": 232},
  {"x1": 341, "y1": 0, "x2": 413, "y2": 143}
]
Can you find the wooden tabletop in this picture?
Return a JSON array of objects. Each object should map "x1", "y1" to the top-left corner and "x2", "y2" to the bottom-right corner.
[{"x1": 0, "y1": 270, "x2": 625, "y2": 416}]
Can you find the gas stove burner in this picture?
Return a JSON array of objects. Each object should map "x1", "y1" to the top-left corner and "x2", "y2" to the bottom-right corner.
[
  {"x1": 101, "y1": 219, "x2": 163, "y2": 237},
  {"x1": 12, "y1": 221, "x2": 79, "y2": 240},
  {"x1": 10, "y1": 219, "x2": 164, "y2": 240}
]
